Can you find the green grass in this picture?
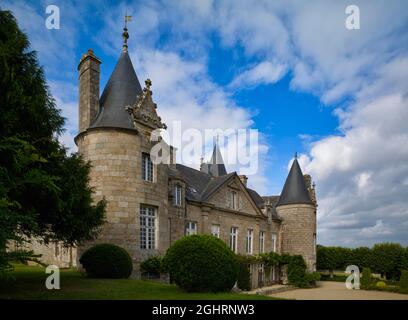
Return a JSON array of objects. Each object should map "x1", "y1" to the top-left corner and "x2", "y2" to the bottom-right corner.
[{"x1": 0, "y1": 264, "x2": 276, "y2": 300}]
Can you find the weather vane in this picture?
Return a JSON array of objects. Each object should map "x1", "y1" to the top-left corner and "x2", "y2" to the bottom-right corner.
[{"x1": 122, "y1": 11, "x2": 132, "y2": 52}]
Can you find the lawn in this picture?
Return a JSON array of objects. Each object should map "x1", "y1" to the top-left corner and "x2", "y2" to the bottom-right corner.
[{"x1": 0, "y1": 264, "x2": 275, "y2": 300}]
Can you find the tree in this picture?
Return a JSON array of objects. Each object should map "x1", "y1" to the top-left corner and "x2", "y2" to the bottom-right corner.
[
  {"x1": 372, "y1": 243, "x2": 405, "y2": 280},
  {"x1": 317, "y1": 246, "x2": 338, "y2": 278},
  {"x1": 349, "y1": 247, "x2": 373, "y2": 270},
  {"x1": 0, "y1": 10, "x2": 105, "y2": 276}
]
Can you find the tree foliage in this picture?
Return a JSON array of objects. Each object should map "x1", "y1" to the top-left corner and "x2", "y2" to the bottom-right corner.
[
  {"x1": 0, "y1": 10, "x2": 105, "y2": 276},
  {"x1": 317, "y1": 243, "x2": 408, "y2": 281},
  {"x1": 165, "y1": 235, "x2": 239, "y2": 292}
]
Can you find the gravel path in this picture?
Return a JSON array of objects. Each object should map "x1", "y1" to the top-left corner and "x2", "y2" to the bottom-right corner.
[{"x1": 268, "y1": 281, "x2": 408, "y2": 300}]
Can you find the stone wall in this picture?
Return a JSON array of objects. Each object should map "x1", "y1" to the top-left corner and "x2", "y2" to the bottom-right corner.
[
  {"x1": 276, "y1": 203, "x2": 316, "y2": 271},
  {"x1": 76, "y1": 128, "x2": 169, "y2": 275},
  {"x1": 9, "y1": 239, "x2": 76, "y2": 268}
]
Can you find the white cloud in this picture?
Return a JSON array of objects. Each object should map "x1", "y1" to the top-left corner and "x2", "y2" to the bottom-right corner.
[{"x1": 229, "y1": 61, "x2": 287, "y2": 89}]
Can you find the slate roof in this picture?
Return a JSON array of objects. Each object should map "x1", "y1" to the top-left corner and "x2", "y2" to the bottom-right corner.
[
  {"x1": 276, "y1": 158, "x2": 313, "y2": 207},
  {"x1": 175, "y1": 164, "x2": 263, "y2": 208},
  {"x1": 90, "y1": 51, "x2": 142, "y2": 129}
]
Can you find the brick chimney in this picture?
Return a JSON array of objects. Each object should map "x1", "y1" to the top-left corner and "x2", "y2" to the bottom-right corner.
[
  {"x1": 239, "y1": 175, "x2": 248, "y2": 187},
  {"x1": 78, "y1": 49, "x2": 101, "y2": 133}
]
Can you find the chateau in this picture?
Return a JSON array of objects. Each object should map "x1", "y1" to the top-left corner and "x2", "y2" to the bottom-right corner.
[{"x1": 27, "y1": 27, "x2": 317, "y2": 285}]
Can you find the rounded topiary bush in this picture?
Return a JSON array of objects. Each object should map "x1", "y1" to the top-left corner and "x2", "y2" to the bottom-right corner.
[
  {"x1": 79, "y1": 243, "x2": 133, "y2": 278},
  {"x1": 376, "y1": 281, "x2": 386, "y2": 288},
  {"x1": 164, "y1": 234, "x2": 239, "y2": 292}
]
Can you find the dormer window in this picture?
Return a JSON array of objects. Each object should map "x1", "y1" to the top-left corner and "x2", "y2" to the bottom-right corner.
[
  {"x1": 174, "y1": 184, "x2": 182, "y2": 206},
  {"x1": 142, "y1": 153, "x2": 153, "y2": 182}
]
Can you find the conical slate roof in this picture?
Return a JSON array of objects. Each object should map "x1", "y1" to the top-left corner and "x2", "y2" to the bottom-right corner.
[
  {"x1": 276, "y1": 158, "x2": 313, "y2": 207},
  {"x1": 90, "y1": 51, "x2": 142, "y2": 129}
]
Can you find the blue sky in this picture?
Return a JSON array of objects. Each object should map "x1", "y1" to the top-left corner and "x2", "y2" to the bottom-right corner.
[{"x1": 3, "y1": 0, "x2": 408, "y2": 247}]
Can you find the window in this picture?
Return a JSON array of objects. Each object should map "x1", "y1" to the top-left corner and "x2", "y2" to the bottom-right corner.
[
  {"x1": 142, "y1": 153, "x2": 153, "y2": 182},
  {"x1": 231, "y1": 191, "x2": 237, "y2": 210},
  {"x1": 259, "y1": 231, "x2": 265, "y2": 254},
  {"x1": 246, "y1": 229, "x2": 253, "y2": 254},
  {"x1": 174, "y1": 184, "x2": 182, "y2": 206},
  {"x1": 140, "y1": 206, "x2": 156, "y2": 249},
  {"x1": 186, "y1": 221, "x2": 197, "y2": 235},
  {"x1": 211, "y1": 224, "x2": 220, "y2": 238},
  {"x1": 230, "y1": 227, "x2": 238, "y2": 253},
  {"x1": 271, "y1": 233, "x2": 277, "y2": 252}
]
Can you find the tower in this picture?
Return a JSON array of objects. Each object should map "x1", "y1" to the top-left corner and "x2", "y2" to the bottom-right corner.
[
  {"x1": 276, "y1": 156, "x2": 317, "y2": 271},
  {"x1": 75, "y1": 19, "x2": 168, "y2": 273}
]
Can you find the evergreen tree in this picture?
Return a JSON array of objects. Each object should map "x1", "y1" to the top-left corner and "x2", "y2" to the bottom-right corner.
[{"x1": 0, "y1": 10, "x2": 105, "y2": 276}]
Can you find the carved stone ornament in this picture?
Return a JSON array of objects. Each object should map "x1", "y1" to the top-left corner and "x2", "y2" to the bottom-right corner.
[{"x1": 125, "y1": 79, "x2": 167, "y2": 130}]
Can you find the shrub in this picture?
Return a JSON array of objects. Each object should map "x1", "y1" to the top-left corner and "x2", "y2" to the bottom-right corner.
[
  {"x1": 361, "y1": 267, "x2": 372, "y2": 289},
  {"x1": 79, "y1": 243, "x2": 133, "y2": 278},
  {"x1": 400, "y1": 270, "x2": 408, "y2": 294},
  {"x1": 305, "y1": 272, "x2": 321, "y2": 286},
  {"x1": 164, "y1": 235, "x2": 239, "y2": 292},
  {"x1": 376, "y1": 281, "x2": 386, "y2": 288},
  {"x1": 140, "y1": 256, "x2": 167, "y2": 274},
  {"x1": 287, "y1": 255, "x2": 308, "y2": 287},
  {"x1": 236, "y1": 255, "x2": 251, "y2": 291}
]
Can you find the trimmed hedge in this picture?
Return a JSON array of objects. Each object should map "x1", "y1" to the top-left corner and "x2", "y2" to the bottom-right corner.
[
  {"x1": 400, "y1": 270, "x2": 408, "y2": 294},
  {"x1": 79, "y1": 243, "x2": 133, "y2": 278},
  {"x1": 317, "y1": 243, "x2": 408, "y2": 281},
  {"x1": 361, "y1": 267, "x2": 372, "y2": 289},
  {"x1": 164, "y1": 235, "x2": 239, "y2": 292}
]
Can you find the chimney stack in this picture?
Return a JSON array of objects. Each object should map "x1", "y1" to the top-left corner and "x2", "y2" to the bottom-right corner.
[
  {"x1": 78, "y1": 49, "x2": 101, "y2": 133},
  {"x1": 239, "y1": 175, "x2": 248, "y2": 187}
]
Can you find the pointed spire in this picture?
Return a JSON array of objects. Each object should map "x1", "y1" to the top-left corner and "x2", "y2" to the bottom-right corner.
[
  {"x1": 122, "y1": 13, "x2": 132, "y2": 53},
  {"x1": 276, "y1": 158, "x2": 313, "y2": 207},
  {"x1": 209, "y1": 140, "x2": 227, "y2": 176}
]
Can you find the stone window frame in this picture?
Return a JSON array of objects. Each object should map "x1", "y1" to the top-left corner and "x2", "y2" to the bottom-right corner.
[
  {"x1": 271, "y1": 233, "x2": 277, "y2": 253},
  {"x1": 211, "y1": 224, "x2": 220, "y2": 238},
  {"x1": 259, "y1": 231, "x2": 265, "y2": 254},
  {"x1": 142, "y1": 152, "x2": 154, "y2": 182},
  {"x1": 185, "y1": 221, "x2": 197, "y2": 236},
  {"x1": 140, "y1": 205, "x2": 157, "y2": 250},
  {"x1": 230, "y1": 227, "x2": 238, "y2": 253},
  {"x1": 246, "y1": 228, "x2": 253, "y2": 254},
  {"x1": 174, "y1": 184, "x2": 183, "y2": 207}
]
